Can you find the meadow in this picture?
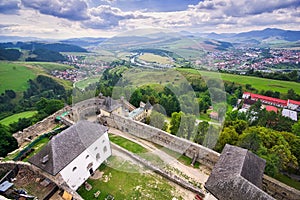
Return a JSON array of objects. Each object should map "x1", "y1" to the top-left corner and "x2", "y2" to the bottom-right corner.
[
  {"x1": 177, "y1": 68, "x2": 300, "y2": 94},
  {"x1": 0, "y1": 61, "x2": 74, "y2": 94},
  {"x1": 0, "y1": 62, "x2": 36, "y2": 93},
  {"x1": 0, "y1": 111, "x2": 37, "y2": 126},
  {"x1": 74, "y1": 76, "x2": 100, "y2": 90},
  {"x1": 139, "y1": 53, "x2": 173, "y2": 64}
]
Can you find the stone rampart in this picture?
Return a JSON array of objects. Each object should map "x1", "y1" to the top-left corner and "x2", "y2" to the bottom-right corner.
[
  {"x1": 108, "y1": 114, "x2": 220, "y2": 169},
  {"x1": 13, "y1": 106, "x2": 70, "y2": 146},
  {"x1": 107, "y1": 113, "x2": 300, "y2": 200}
]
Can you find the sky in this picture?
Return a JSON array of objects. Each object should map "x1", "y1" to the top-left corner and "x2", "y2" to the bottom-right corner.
[{"x1": 0, "y1": 0, "x2": 299, "y2": 39}]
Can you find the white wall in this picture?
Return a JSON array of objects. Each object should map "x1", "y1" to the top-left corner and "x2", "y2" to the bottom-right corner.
[{"x1": 60, "y1": 132, "x2": 111, "y2": 190}]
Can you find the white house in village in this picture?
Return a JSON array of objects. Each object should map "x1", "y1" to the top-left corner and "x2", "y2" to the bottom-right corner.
[{"x1": 29, "y1": 120, "x2": 111, "y2": 190}]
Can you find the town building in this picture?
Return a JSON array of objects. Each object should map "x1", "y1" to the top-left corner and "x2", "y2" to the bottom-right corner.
[
  {"x1": 242, "y1": 92, "x2": 300, "y2": 121},
  {"x1": 29, "y1": 120, "x2": 111, "y2": 191}
]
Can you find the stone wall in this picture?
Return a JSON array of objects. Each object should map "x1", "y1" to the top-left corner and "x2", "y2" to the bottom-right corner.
[
  {"x1": 13, "y1": 106, "x2": 70, "y2": 146},
  {"x1": 106, "y1": 113, "x2": 300, "y2": 200},
  {"x1": 108, "y1": 114, "x2": 220, "y2": 169},
  {"x1": 262, "y1": 175, "x2": 300, "y2": 200}
]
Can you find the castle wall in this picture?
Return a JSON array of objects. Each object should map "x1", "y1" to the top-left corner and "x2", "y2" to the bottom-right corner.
[
  {"x1": 13, "y1": 107, "x2": 70, "y2": 146},
  {"x1": 107, "y1": 113, "x2": 300, "y2": 200}
]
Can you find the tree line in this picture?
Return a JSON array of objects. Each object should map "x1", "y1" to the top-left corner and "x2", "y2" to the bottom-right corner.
[{"x1": 0, "y1": 75, "x2": 68, "y2": 157}]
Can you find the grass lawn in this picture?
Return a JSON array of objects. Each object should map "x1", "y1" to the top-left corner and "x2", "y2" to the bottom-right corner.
[
  {"x1": 109, "y1": 134, "x2": 165, "y2": 167},
  {"x1": 0, "y1": 62, "x2": 36, "y2": 93},
  {"x1": 139, "y1": 53, "x2": 173, "y2": 64},
  {"x1": 109, "y1": 134, "x2": 148, "y2": 154},
  {"x1": 177, "y1": 68, "x2": 300, "y2": 94},
  {"x1": 0, "y1": 111, "x2": 37, "y2": 126},
  {"x1": 77, "y1": 156, "x2": 183, "y2": 200},
  {"x1": 74, "y1": 76, "x2": 100, "y2": 90},
  {"x1": 274, "y1": 173, "x2": 300, "y2": 191}
]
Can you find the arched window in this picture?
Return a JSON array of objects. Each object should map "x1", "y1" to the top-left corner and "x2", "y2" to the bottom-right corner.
[
  {"x1": 96, "y1": 153, "x2": 100, "y2": 160},
  {"x1": 72, "y1": 167, "x2": 77, "y2": 172},
  {"x1": 85, "y1": 155, "x2": 89, "y2": 159},
  {"x1": 103, "y1": 146, "x2": 107, "y2": 153}
]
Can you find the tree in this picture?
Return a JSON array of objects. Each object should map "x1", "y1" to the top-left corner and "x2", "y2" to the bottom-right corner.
[
  {"x1": 177, "y1": 113, "x2": 196, "y2": 140},
  {"x1": 292, "y1": 121, "x2": 300, "y2": 136},
  {"x1": 214, "y1": 126, "x2": 239, "y2": 152},
  {"x1": 287, "y1": 89, "x2": 297, "y2": 100},
  {"x1": 0, "y1": 124, "x2": 18, "y2": 157},
  {"x1": 238, "y1": 130, "x2": 261, "y2": 152},
  {"x1": 147, "y1": 111, "x2": 166, "y2": 130},
  {"x1": 194, "y1": 121, "x2": 209, "y2": 144},
  {"x1": 9, "y1": 117, "x2": 32, "y2": 133},
  {"x1": 170, "y1": 112, "x2": 182, "y2": 135}
]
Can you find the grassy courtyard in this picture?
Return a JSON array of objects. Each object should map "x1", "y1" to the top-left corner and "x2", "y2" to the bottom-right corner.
[{"x1": 77, "y1": 156, "x2": 183, "y2": 200}]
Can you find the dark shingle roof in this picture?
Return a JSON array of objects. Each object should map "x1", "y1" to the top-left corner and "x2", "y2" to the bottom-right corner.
[
  {"x1": 29, "y1": 120, "x2": 108, "y2": 175},
  {"x1": 205, "y1": 144, "x2": 275, "y2": 200}
]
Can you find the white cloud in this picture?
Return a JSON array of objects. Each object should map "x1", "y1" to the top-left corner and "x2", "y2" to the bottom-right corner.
[{"x1": 21, "y1": 0, "x2": 89, "y2": 21}]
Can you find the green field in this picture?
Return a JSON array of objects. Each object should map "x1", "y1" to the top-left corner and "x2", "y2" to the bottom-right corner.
[
  {"x1": 0, "y1": 62, "x2": 36, "y2": 93},
  {"x1": 74, "y1": 76, "x2": 100, "y2": 90},
  {"x1": 0, "y1": 111, "x2": 38, "y2": 126},
  {"x1": 139, "y1": 53, "x2": 173, "y2": 64},
  {"x1": 109, "y1": 134, "x2": 148, "y2": 154},
  {"x1": 23, "y1": 62, "x2": 74, "y2": 71},
  {"x1": 177, "y1": 68, "x2": 300, "y2": 94},
  {"x1": 77, "y1": 156, "x2": 183, "y2": 200},
  {"x1": 123, "y1": 68, "x2": 187, "y2": 87},
  {"x1": 0, "y1": 61, "x2": 74, "y2": 94}
]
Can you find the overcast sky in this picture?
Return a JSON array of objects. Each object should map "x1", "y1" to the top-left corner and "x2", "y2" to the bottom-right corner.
[{"x1": 0, "y1": 0, "x2": 299, "y2": 39}]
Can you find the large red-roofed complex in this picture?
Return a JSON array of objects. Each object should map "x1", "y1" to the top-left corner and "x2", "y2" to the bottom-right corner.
[
  {"x1": 242, "y1": 92, "x2": 300, "y2": 111},
  {"x1": 242, "y1": 92, "x2": 300, "y2": 121}
]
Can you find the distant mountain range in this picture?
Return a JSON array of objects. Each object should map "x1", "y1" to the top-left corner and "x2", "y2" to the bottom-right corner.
[
  {"x1": 0, "y1": 28, "x2": 299, "y2": 49},
  {"x1": 203, "y1": 28, "x2": 300, "y2": 43}
]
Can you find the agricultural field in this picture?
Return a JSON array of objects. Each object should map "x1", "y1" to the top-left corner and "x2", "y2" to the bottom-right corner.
[
  {"x1": 0, "y1": 111, "x2": 38, "y2": 126},
  {"x1": 77, "y1": 156, "x2": 184, "y2": 200},
  {"x1": 139, "y1": 53, "x2": 173, "y2": 64},
  {"x1": 177, "y1": 68, "x2": 300, "y2": 94},
  {"x1": 122, "y1": 68, "x2": 188, "y2": 87},
  {"x1": 24, "y1": 62, "x2": 74, "y2": 71},
  {"x1": 0, "y1": 62, "x2": 36, "y2": 93}
]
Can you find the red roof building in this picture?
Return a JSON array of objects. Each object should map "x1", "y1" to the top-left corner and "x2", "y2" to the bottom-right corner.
[
  {"x1": 265, "y1": 105, "x2": 278, "y2": 113},
  {"x1": 243, "y1": 92, "x2": 287, "y2": 107}
]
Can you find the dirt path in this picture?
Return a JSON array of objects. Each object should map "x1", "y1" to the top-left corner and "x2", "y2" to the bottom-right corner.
[{"x1": 108, "y1": 128, "x2": 217, "y2": 200}]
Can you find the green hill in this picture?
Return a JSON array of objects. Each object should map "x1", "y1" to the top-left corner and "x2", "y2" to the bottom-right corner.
[
  {"x1": 0, "y1": 62, "x2": 36, "y2": 93},
  {"x1": 177, "y1": 68, "x2": 300, "y2": 94},
  {"x1": 0, "y1": 61, "x2": 73, "y2": 94}
]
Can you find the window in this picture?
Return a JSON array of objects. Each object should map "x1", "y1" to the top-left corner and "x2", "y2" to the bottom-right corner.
[
  {"x1": 85, "y1": 155, "x2": 89, "y2": 159},
  {"x1": 103, "y1": 146, "x2": 107, "y2": 153},
  {"x1": 94, "y1": 147, "x2": 98, "y2": 151},
  {"x1": 96, "y1": 153, "x2": 100, "y2": 161},
  {"x1": 72, "y1": 167, "x2": 77, "y2": 172}
]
